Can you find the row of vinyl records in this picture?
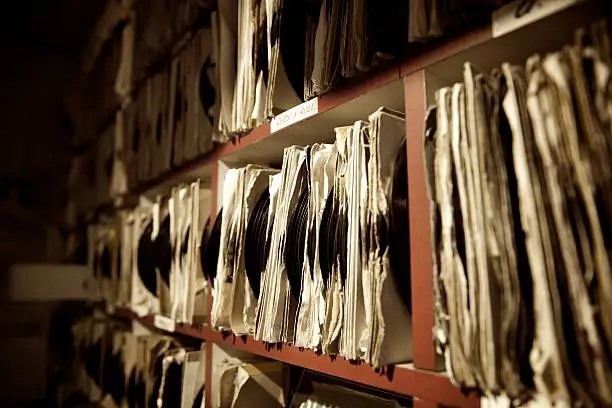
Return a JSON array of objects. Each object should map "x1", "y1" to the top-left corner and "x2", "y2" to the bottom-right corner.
[
  {"x1": 212, "y1": 107, "x2": 411, "y2": 367},
  {"x1": 213, "y1": 0, "x2": 508, "y2": 136},
  {"x1": 81, "y1": 0, "x2": 509, "y2": 141},
  {"x1": 88, "y1": 105, "x2": 413, "y2": 369},
  {"x1": 89, "y1": 182, "x2": 213, "y2": 324},
  {"x1": 68, "y1": 0, "x2": 511, "y2": 215},
  {"x1": 71, "y1": 318, "x2": 207, "y2": 408},
  {"x1": 426, "y1": 19, "x2": 612, "y2": 407},
  {"x1": 70, "y1": 316, "x2": 286, "y2": 408}
]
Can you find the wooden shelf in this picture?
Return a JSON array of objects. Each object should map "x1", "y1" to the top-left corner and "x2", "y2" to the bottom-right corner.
[
  {"x1": 205, "y1": 330, "x2": 478, "y2": 408},
  {"x1": 112, "y1": 308, "x2": 477, "y2": 408}
]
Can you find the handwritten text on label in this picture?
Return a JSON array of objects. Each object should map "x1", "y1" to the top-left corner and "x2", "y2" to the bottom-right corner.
[
  {"x1": 270, "y1": 98, "x2": 319, "y2": 133},
  {"x1": 492, "y1": 0, "x2": 580, "y2": 38}
]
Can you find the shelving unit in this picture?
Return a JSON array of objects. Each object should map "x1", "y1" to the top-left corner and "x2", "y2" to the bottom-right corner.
[{"x1": 95, "y1": 1, "x2": 605, "y2": 407}]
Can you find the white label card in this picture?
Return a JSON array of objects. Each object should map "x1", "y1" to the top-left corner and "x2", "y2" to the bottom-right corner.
[
  {"x1": 154, "y1": 314, "x2": 176, "y2": 332},
  {"x1": 270, "y1": 98, "x2": 319, "y2": 133},
  {"x1": 492, "y1": 0, "x2": 581, "y2": 38}
]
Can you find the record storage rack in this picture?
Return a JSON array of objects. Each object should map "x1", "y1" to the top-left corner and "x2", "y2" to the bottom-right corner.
[{"x1": 98, "y1": 2, "x2": 605, "y2": 407}]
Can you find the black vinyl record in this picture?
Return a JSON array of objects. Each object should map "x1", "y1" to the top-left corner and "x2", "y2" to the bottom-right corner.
[
  {"x1": 74, "y1": 223, "x2": 89, "y2": 264},
  {"x1": 93, "y1": 249, "x2": 100, "y2": 278},
  {"x1": 84, "y1": 338, "x2": 102, "y2": 385},
  {"x1": 307, "y1": 223, "x2": 316, "y2": 281},
  {"x1": 154, "y1": 215, "x2": 172, "y2": 287},
  {"x1": 278, "y1": 0, "x2": 307, "y2": 102},
  {"x1": 388, "y1": 139, "x2": 411, "y2": 311},
  {"x1": 318, "y1": 187, "x2": 348, "y2": 289},
  {"x1": 127, "y1": 368, "x2": 147, "y2": 408},
  {"x1": 116, "y1": 240, "x2": 122, "y2": 280},
  {"x1": 137, "y1": 221, "x2": 158, "y2": 296},
  {"x1": 285, "y1": 187, "x2": 309, "y2": 301},
  {"x1": 100, "y1": 342, "x2": 111, "y2": 394},
  {"x1": 200, "y1": 209, "x2": 223, "y2": 286},
  {"x1": 199, "y1": 54, "x2": 217, "y2": 127},
  {"x1": 136, "y1": 369, "x2": 147, "y2": 408},
  {"x1": 127, "y1": 368, "x2": 139, "y2": 408},
  {"x1": 104, "y1": 346, "x2": 126, "y2": 405},
  {"x1": 334, "y1": 199, "x2": 348, "y2": 285},
  {"x1": 100, "y1": 243, "x2": 112, "y2": 279},
  {"x1": 245, "y1": 190, "x2": 272, "y2": 299},
  {"x1": 198, "y1": 217, "x2": 211, "y2": 281},
  {"x1": 149, "y1": 353, "x2": 183, "y2": 408},
  {"x1": 253, "y1": 6, "x2": 269, "y2": 86},
  {"x1": 192, "y1": 385, "x2": 204, "y2": 408},
  {"x1": 318, "y1": 188, "x2": 335, "y2": 289}
]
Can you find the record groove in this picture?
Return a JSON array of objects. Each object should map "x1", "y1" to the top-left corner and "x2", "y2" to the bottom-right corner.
[
  {"x1": 137, "y1": 221, "x2": 158, "y2": 296},
  {"x1": 335, "y1": 198, "x2": 348, "y2": 286},
  {"x1": 200, "y1": 209, "x2": 223, "y2": 286},
  {"x1": 101, "y1": 243, "x2": 112, "y2": 279},
  {"x1": 319, "y1": 188, "x2": 335, "y2": 289},
  {"x1": 285, "y1": 187, "x2": 309, "y2": 300},
  {"x1": 245, "y1": 190, "x2": 272, "y2": 299},
  {"x1": 154, "y1": 215, "x2": 172, "y2": 287}
]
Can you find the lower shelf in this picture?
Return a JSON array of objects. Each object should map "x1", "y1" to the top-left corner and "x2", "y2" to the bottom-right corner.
[
  {"x1": 206, "y1": 330, "x2": 478, "y2": 408},
  {"x1": 112, "y1": 308, "x2": 478, "y2": 407}
]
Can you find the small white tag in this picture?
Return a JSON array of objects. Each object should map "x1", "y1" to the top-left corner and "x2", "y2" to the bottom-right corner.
[
  {"x1": 492, "y1": 0, "x2": 580, "y2": 38},
  {"x1": 154, "y1": 314, "x2": 176, "y2": 332},
  {"x1": 270, "y1": 98, "x2": 318, "y2": 133}
]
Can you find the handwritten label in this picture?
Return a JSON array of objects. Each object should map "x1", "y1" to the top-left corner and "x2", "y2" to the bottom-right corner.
[
  {"x1": 492, "y1": 0, "x2": 580, "y2": 38},
  {"x1": 270, "y1": 98, "x2": 318, "y2": 133},
  {"x1": 154, "y1": 314, "x2": 176, "y2": 332}
]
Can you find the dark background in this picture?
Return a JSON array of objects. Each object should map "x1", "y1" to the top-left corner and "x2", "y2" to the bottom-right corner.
[
  {"x1": 0, "y1": 0, "x2": 107, "y2": 271},
  {"x1": 0, "y1": 3, "x2": 107, "y2": 405}
]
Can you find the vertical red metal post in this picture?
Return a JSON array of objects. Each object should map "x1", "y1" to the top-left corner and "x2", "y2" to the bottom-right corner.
[
  {"x1": 404, "y1": 70, "x2": 438, "y2": 371},
  {"x1": 204, "y1": 160, "x2": 219, "y2": 408}
]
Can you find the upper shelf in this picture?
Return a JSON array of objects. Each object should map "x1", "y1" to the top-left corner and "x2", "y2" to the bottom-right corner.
[
  {"x1": 206, "y1": 330, "x2": 478, "y2": 408},
  {"x1": 105, "y1": 0, "x2": 597, "y2": 208},
  {"x1": 119, "y1": 26, "x2": 487, "y2": 201},
  {"x1": 113, "y1": 308, "x2": 478, "y2": 408}
]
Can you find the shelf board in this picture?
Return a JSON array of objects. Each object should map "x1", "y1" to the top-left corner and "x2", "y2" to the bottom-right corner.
[
  {"x1": 205, "y1": 330, "x2": 478, "y2": 408},
  {"x1": 112, "y1": 308, "x2": 477, "y2": 408},
  {"x1": 113, "y1": 307, "x2": 209, "y2": 340}
]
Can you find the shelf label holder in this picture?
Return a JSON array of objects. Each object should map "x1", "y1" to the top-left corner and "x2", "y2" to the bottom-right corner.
[{"x1": 270, "y1": 98, "x2": 319, "y2": 133}]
